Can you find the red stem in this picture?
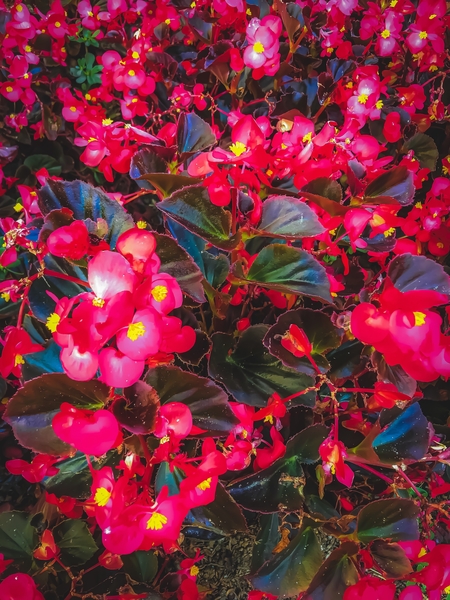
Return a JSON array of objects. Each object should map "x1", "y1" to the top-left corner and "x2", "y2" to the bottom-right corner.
[{"x1": 139, "y1": 434, "x2": 153, "y2": 487}]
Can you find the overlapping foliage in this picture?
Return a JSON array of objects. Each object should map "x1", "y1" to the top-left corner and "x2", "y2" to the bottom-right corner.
[{"x1": 0, "y1": 0, "x2": 450, "y2": 598}]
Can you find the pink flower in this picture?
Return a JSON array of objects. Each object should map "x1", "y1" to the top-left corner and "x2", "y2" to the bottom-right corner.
[
  {"x1": 154, "y1": 402, "x2": 193, "y2": 441},
  {"x1": 243, "y1": 16, "x2": 282, "y2": 78},
  {"x1": 46, "y1": 220, "x2": 90, "y2": 260},
  {"x1": 343, "y1": 577, "x2": 396, "y2": 600},
  {"x1": 0, "y1": 573, "x2": 44, "y2": 600},
  {"x1": 6, "y1": 454, "x2": 59, "y2": 483},
  {"x1": 319, "y1": 434, "x2": 354, "y2": 487}
]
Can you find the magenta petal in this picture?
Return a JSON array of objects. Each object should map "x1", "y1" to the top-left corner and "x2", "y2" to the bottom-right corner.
[
  {"x1": 116, "y1": 308, "x2": 162, "y2": 360},
  {"x1": 52, "y1": 408, "x2": 119, "y2": 456},
  {"x1": 61, "y1": 345, "x2": 99, "y2": 381},
  {"x1": 98, "y1": 347, "x2": 145, "y2": 388},
  {"x1": 88, "y1": 251, "x2": 136, "y2": 301}
]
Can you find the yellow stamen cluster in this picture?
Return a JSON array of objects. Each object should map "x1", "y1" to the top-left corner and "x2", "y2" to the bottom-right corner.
[
  {"x1": 147, "y1": 512, "x2": 168, "y2": 530},
  {"x1": 127, "y1": 321, "x2": 146, "y2": 341},
  {"x1": 413, "y1": 312, "x2": 426, "y2": 327},
  {"x1": 229, "y1": 141, "x2": 247, "y2": 157},
  {"x1": 46, "y1": 312, "x2": 61, "y2": 333},
  {"x1": 151, "y1": 285, "x2": 169, "y2": 302},
  {"x1": 94, "y1": 487, "x2": 111, "y2": 507}
]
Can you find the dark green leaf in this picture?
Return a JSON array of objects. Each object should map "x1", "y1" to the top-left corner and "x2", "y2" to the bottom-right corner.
[
  {"x1": 201, "y1": 251, "x2": 230, "y2": 288},
  {"x1": 22, "y1": 341, "x2": 64, "y2": 381},
  {"x1": 4, "y1": 374, "x2": 109, "y2": 455},
  {"x1": 112, "y1": 381, "x2": 160, "y2": 435},
  {"x1": 363, "y1": 166, "x2": 414, "y2": 206},
  {"x1": 402, "y1": 133, "x2": 438, "y2": 171},
  {"x1": 177, "y1": 113, "x2": 216, "y2": 155},
  {"x1": 38, "y1": 180, "x2": 134, "y2": 248},
  {"x1": 138, "y1": 173, "x2": 202, "y2": 197},
  {"x1": 154, "y1": 233, "x2": 205, "y2": 303},
  {"x1": 232, "y1": 244, "x2": 332, "y2": 303},
  {"x1": 256, "y1": 196, "x2": 325, "y2": 239},
  {"x1": 300, "y1": 178, "x2": 347, "y2": 217},
  {"x1": 251, "y1": 514, "x2": 281, "y2": 574},
  {"x1": 370, "y1": 540, "x2": 413, "y2": 577},
  {"x1": 121, "y1": 551, "x2": 158, "y2": 583},
  {"x1": 24, "y1": 154, "x2": 62, "y2": 176},
  {"x1": 144, "y1": 365, "x2": 237, "y2": 436},
  {"x1": 250, "y1": 527, "x2": 322, "y2": 598},
  {"x1": 303, "y1": 542, "x2": 359, "y2": 600},
  {"x1": 0, "y1": 512, "x2": 38, "y2": 570},
  {"x1": 157, "y1": 185, "x2": 240, "y2": 250},
  {"x1": 53, "y1": 519, "x2": 98, "y2": 566},
  {"x1": 129, "y1": 148, "x2": 167, "y2": 186},
  {"x1": 388, "y1": 253, "x2": 450, "y2": 296},
  {"x1": 228, "y1": 424, "x2": 329, "y2": 512},
  {"x1": 328, "y1": 339, "x2": 366, "y2": 384},
  {"x1": 263, "y1": 309, "x2": 341, "y2": 376},
  {"x1": 356, "y1": 499, "x2": 420, "y2": 543},
  {"x1": 372, "y1": 352, "x2": 417, "y2": 398},
  {"x1": 209, "y1": 325, "x2": 315, "y2": 407}
]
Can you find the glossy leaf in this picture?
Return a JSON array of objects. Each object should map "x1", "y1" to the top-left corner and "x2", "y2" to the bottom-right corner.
[
  {"x1": 112, "y1": 381, "x2": 160, "y2": 435},
  {"x1": 356, "y1": 499, "x2": 420, "y2": 543},
  {"x1": 388, "y1": 253, "x2": 450, "y2": 296},
  {"x1": 53, "y1": 519, "x2": 98, "y2": 566},
  {"x1": 129, "y1": 147, "x2": 167, "y2": 186},
  {"x1": 263, "y1": 309, "x2": 342, "y2": 376},
  {"x1": 22, "y1": 341, "x2": 64, "y2": 381},
  {"x1": 121, "y1": 551, "x2": 158, "y2": 583},
  {"x1": 177, "y1": 112, "x2": 216, "y2": 155},
  {"x1": 209, "y1": 325, "x2": 315, "y2": 407},
  {"x1": 402, "y1": 133, "x2": 438, "y2": 171},
  {"x1": 232, "y1": 244, "x2": 332, "y2": 303},
  {"x1": 154, "y1": 233, "x2": 205, "y2": 303},
  {"x1": 144, "y1": 365, "x2": 237, "y2": 436},
  {"x1": 4, "y1": 374, "x2": 109, "y2": 455},
  {"x1": 138, "y1": 173, "x2": 202, "y2": 197},
  {"x1": 250, "y1": 527, "x2": 322, "y2": 598},
  {"x1": 0, "y1": 512, "x2": 38, "y2": 570},
  {"x1": 38, "y1": 179, "x2": 134, "y2": 248},
  {"x1": 251, "y1": 514, "x2": 281, "y2": 574},
  {"x1": 370, "y1": 539, "x2": 413, "y2": 577},
  {"x1": 303, "y1": 542, "x2": 359, "y2": 600},
  {"x1": 256, "y1": 196, "x2": 325, "y2": 239},
  {"x1": 363, "y1": 166, "x2": 414, "y2": 206},
  {"x1": 372, "y1": 352, "x2": 417, "y2": 398},
  {"x1": 300, "y1": 178, "x2": 347, "y2": 217},
  {"x1": 227, "y1": 424, "x2": 329, "y2": 512},
  {"x1": 157, "y1": 185, "x2": 240, "y2": 250}
]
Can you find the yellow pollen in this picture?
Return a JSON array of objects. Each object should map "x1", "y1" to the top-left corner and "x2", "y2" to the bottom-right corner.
[
  {"x1": 160, "y1": 435, "x2": 170, "y2": 444},
  {"x1": 30, "y1": 191, "x2": 37, "y2": 197},
  {"x1": 418, "y1": 547, "x2": 427, "y2": 558},
  {"x1": 147, "y1": 512, "x2": 168, "y2": 530},
  {"x1": 88, "y1": 137, "x2": 97, "y2": 143},
  {"x1": 128, "y1": 70, "x2": 135, "y2": 77},
  {"x1": 16, "y1": 3, "x2": 23, "y2": 10},
  {"x1": 302, "y1": 132, "x2": 313, "y2": 143},
  {"x1": 241, "y1": 429, "x2": 248, "y2": 439},
  {"x1": 266, "y1": 169, "x2": 273, "y2": 177},
  {"x1": 55, "y1": 21, "x2": 61, "y2": 27},
  {"x1": 419, "y1": 31, "x2": 428, "y2": 39},
  {"x1": 346, "y1": 82, "x2": 354, "y2": 88},
  {"x1": 127, "y1": 321, "x2": 146, "y2": 341},
  {"x1": 375, "y1": 100, "x2": 384, "y2": 109},
  {"x1": 281, "y1": 143, "x2": 287, "y2": 149},
  {"x1": 14, "y1": 354, "x2": 24, "y2": 367},
  {"x1": 327, "y1": 47, "x2": 334, "y2": 54},
  {"x1": 246, "y1": 8, "x2": 251, "y2": 14},
  {"x1": 433, "y1": 212, "x2": 438, "y2": 218},
  {"x1": 415, "y1": 202, "x2": 422, "y2": 209},
  {"x1": 13, "y1": 202, "x2": 23, "y2": 212},
  {"x1": 190, "y1": 1, "x2": 196, "y2": 6},
  {"x1": 46, "y1": 312, "x2": 61, "y2": 333},
  {"x1": 429, "y1": 14, "x2": 436, "y2": 19},
  {"x1": 94, "y1": 487, "x2": 111, "y2": 506},
  {"x1": 102, "y1": 118, "x2": 113, "y2": 126},
  {"x1": 25, "y1": 45, "x2": 32, "y2": 52},
  {"x1": 136, "y1": 220, "x2": 147, "y2": 229},
  {"x1": 164, "y1": 18, "x2": 171, "y2": 24},
  {"x1": 383, "y1": 227, "x2": 396, "y2": 238},
  {"x1": 390, "y1": 0, "x2": 397, "y2": 5},
  {"x1": 85, "y1": 93, "x2": 91, "y2": 100},
  {"x1": 429, "y1": 65, "x2": 438, "y2": 72},
  {"x1": 197, "y1": 478, "x2": 212, "y2": 491},
  {"x1": 87, "y1": 10, "x2": 93, "y2": 16},
  {"x1": 131, "y1": 98, "x2": 138, "y2": 103},
  {"x1": 381, "y1": 29, "x2": 390, "y2": 39},
  {"x1": 132, "y1": 51, "x2": 139, "y2": 59},
  {"x1": 6, "y1": 86, "x2": 13, "y2": 93},
  {"x1": 413, "y1": 312, "x2": 426, "y2": 327},
  {"x1": 253, "y1": 41, "x2": 265, "y2": 53},
  {"x1": 437, "y1": 242, "x2": 444, "y2": 249},
  {"x1": 70, "y1": 106, "x2": 77, "y2": 112},
  {"x1": 1, "y1": 292, "x2": 10, "y2": 302},
  {"x1": 358, "y1": 93, "x2": 369, "y2": 104},
  {"x1": 151, "y1": 285, "x2": 168, "y2": 302},
  {"x1": 229, "y1": 141, "x2": 247, "y2": 157},
  {"x1": 264, "y1": 415, "x2": 274, "y2": 424},
  {"x1": 92, "y1": 297, "x2": 105, "y2": 307},
  {"x1": 190, "y1": 565, "x2": 199, "y2": 576},
  {"x1": 345, "y1": 138, "x2": 351, "y2": 144}
]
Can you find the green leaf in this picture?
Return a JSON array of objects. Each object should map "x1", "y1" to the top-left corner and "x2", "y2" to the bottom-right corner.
[
  {"x1": 154, "y1": 233, "x2": 205, "y2": 303},
  {"x1": 256, "y1": 196, "x2": 325, "y2": 239},
  {"x1": 363, "y1": 166, "x2": 414, "y2": 206},
  {"x1": 250, "y1": 527, "x2": 323, "y2": 598},
  {"x1": 53, "y1": 519, "x2": 98, "y2": 566},
  {"x1": 263, "y1": 309, "x2": 342, "y2": 376},
  {"x1": 24, "y1": 154, "x2": 62, "y2": 176},
  {"x1": 157, "y1": 185, "x2": 240, "y2": 250},
  {"x1": 38, "y1": 180, "x2": 134, "y2": 248},
  {"x1": 402, "y1": 133, "x2": 438, "y2": 171},
  {"x1": 4, "y1": 374, "x2": 109, "y2": 455},
  {"x1": 22, "y1": 341, "x2": 64, "y2": 381},
  {"x1": 138, "y1": 173, "x2": 202, "y2": 197},
  {"x1": 251, "y1": 514, "x2": 281, "y2": 574},
  {"x1": 388, "y1": 253, "x2": 450, "y2": 296},
  {"x1": 232, "y1": 244, "x2": 332, "y2": 303},
  {"x1": 209, "y1": 325, "x2": 315, "y2": 407},
  {"x1": 370, "y1": 540, "x2": 413, "y2": 577},
  {"x1": 177, "y1": 112, "x2": 216, "y2": 155},
  {"x1": 144, "y1": 365, "x2": 237, "y2": 436},
  {"x1": 0, "y1": 512, "x2": 38, "y2": 570},
  {"x1": 121, "y1": 551, "x2": 158, "y2": 583},
  {"x1": 300, "y1": 178, "x2": 347, "y2": 217},
  {"x1": 303, "y1": 542, "x2": 359, "y2": 600},
  {"x1": 112, "y1": 381, "x2": 160, "y2": 435},
  {"x1": 45, "y1": 452, "x2": 120, "y2": 499},
  {"x1": 356, "y1": 499, "x2": 420, "y2": 543},
  {"x1": 227, "y1": 424, "x2": 329, "y2": 512}
]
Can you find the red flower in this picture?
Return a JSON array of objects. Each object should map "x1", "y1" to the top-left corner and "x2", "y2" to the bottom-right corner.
[
  {"x1": 0, "y1": 573, "x2": 44, "y2": 600},
  {"x1": 319, "y1": 434, "x2": 354, "y2": 487},
  {"x1": 46, "y1": 220, "x2": 90, "y2": 260},
  {"x1": 343, "y1": 577, "x2": 396, "y2": 600},
  {"x1": 0, "y1": 327, "x2": 43, "y2": 378},
  {"x1": 6, "y1": 454, "x2": 59, "y2": 483},
  {"x1": 33, "y1": 530, "x2": 59, "y2": 561}
]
